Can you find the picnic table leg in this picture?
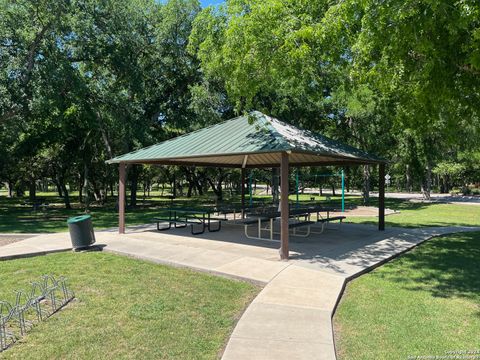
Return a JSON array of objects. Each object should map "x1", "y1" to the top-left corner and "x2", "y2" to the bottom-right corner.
[
  {"x1": 258, "y1": 218, "x2": 261, "y2": 239},
  {"x1": 207, "y1": 213, "x2": 222, "y2": 232},
  {"x1": 172, "y1": 210, "x2": 187, "y2": 229},
  {"x1": 270, "y1": 218, "x2": 273, "y2": 240},
  {"x1": 190, "y1": 217, "x2": 205, "y2": 235},
  {"x1": 157, "y1": 221, "x2": 172, "y2": 231}
]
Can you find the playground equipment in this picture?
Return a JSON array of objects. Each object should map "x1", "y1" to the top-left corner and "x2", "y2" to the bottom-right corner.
[
  {"x1": 0, "y1": 275, "x2": 75, "y2": 352},
  {"x1": 296, "y1": 170, "x2": 345, "y2": 212},
  {"x1": 245, "y1": 169, "x2": 346, "y2": 212}
]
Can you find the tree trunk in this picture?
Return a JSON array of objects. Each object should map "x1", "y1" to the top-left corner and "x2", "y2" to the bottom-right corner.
[
  {"x1": 362, "y1": 165, "x2": 370, "y2": 204},
  {"x1": 421, "y1": 162, "x2": 432, "y2": 200},
  {"x1": 130, "y1": 166, "x2": 138, "y2": 207},
  {"x1": 194, "y1": 173, "x2": 204, "y2": 196},
  {"x1": 405, "y1": 164, "x2": 412, "y2": 192},
  {"x1": 272, "y1": 168, "x2": 279, "y2": 205},
  {"x1": 16, "y1": 187, "x2": 24, "y2": 197},
  {"x1": 78, "y1": 171, "x2": 84, "y2": 203},
  {"x1": 91, "y1": 179, "x2": 102, "y2": 202},
  {"x1": 54, "y1": 180, "x2": 63, "y2": 197},
  {"x1": 79, "y1": 183, "x2": 83, "y2": 204},
  {"x1": 29, "y1": 180, "x2": 36, "y2": 201},
  {"x1": 5, "y1": 181, "x2": 14, "y2": 198},
  {"x1": 207, "y1": 178, "x2": 223, "y2": 201},
  {"x1": 187, "y1": 182, "x2": 193, "y2": 197},
  {"x1": 83, "y1": 164, "x2": 90, "y2": 210},
  {"x1": 61, "y1": 183, "x2": 71, "y2": 210},
  {"x1": 172, "y1": 173, "x2": 176, "y2": 198},
  {"x1": 184, "y1": 168, "x2": 195, "y2": 198},
  {"x1": 207, "y1": 171, "x2": 225, "y2": 201}
]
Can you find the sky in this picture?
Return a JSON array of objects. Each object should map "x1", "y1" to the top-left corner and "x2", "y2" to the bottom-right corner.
[{"x1": 200, "y1": 0, "x2": 224, "y2": 7}]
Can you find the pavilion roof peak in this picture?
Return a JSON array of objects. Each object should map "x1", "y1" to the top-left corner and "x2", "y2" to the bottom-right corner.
[{"x1": 107, "y1": 111, "x2": 385, "y2": 166}]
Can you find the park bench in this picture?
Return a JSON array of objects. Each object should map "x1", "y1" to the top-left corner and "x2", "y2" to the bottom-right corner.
[
  {"x1": 314, "y1": 215, "x2": 346, "y2": 233},
  {"x1": 288, "y1": 220, "x2": 316, "y2": 237},
  {"x1": 154, "y1": 216, "x2": 205, "y2": 235}
]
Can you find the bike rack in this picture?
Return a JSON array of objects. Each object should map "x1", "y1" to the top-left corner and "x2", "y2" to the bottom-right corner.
[{"x1": 0, "y1": 275, "x2": 75, "y2": 352}]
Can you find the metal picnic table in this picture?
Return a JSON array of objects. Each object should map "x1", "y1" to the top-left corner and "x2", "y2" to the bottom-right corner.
[
  {"x1": 154, "y1": 207, "x2": 228, "y2": 235},
  {"x1": 233, "y1": 205, "x2": 342, "y2": 241}
]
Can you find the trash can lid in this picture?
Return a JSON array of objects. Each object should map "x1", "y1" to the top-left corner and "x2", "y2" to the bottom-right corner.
[{"x1": 67, "y1": 214, "x2": 91, "y2": 224}]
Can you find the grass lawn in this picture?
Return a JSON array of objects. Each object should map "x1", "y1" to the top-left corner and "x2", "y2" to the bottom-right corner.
[
  {"x1": 2, "y1": 189, "x2": 479, "y2": 233},
  {"x1": 0, "y1": 190, "x2": 355, "y2": 233},
  {"x1": 0, "y1": 252, "x2": 259, "y2": 359},
  {"x1": 0, "y1": 191, "x2": 225, "y2": 233},
  {"x1": 346, "y1": 200, "x2": 480, "y2": 228},
  {"x1": 334, "y1": 231, "x2": 480, "y2": 360}
]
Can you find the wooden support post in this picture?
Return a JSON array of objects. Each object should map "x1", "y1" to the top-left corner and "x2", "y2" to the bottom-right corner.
[
  {"x1": 378, "y1": 163, "x2": 385, "y2": 231},
  {"x1": 241, "y1": 167, "x2": 246, "y2": 219},
  {"x1": 119, "y1": 163, "x2": 126, "y2": 234},
  {"x1": 280, "y1": 152, "x2": 289, "y2": 260}
]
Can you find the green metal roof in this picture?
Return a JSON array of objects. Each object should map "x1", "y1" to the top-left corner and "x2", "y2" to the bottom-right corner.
[{"x1": 107, "y1": 111, "x2": 385, "y2": 167}]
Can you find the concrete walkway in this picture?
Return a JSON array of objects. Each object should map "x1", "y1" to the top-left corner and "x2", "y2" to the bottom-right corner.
[{"x1": 0, "y1": 224, "x2": 478, "y2": 359}]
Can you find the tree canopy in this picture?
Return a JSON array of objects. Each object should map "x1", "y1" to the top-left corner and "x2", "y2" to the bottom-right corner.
[{"x1": 1, "y1": 0, "x2": 479, "y2": 205}]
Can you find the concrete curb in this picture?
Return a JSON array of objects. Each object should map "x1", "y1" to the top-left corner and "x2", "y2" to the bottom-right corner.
[
  {"x1": 0, "y1": 248, "x2": 72, "y2": 261},
  {"x1": 103, "y1": 248, "x2": 268, "y2": 287}
]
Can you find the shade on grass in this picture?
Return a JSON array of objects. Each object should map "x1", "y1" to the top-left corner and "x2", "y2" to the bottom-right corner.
[
  {"x1": 334, "y1": 231, "x2": 480, "y2": 360},
  {"x1": 0, "y1": 252, "x2": 258, "y2": 359}
]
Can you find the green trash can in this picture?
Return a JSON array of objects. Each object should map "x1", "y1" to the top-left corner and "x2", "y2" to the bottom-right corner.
[{"x1": 67, "y1": 215, "x2": 96, "y2": 250}]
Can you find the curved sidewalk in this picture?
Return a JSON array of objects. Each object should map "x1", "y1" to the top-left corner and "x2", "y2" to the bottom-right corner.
[{"x1": 0, "y1": 224, "x2": 478, "y2": 360}]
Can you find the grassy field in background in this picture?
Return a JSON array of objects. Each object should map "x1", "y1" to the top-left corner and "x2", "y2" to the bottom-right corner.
[
  {"x1": 1, "y1": 189, "x2": 480, "y2": 232},
  {"x1": 334, "y1": 231, "x2": 480, "y2": 360},
  {"x1": 0, "y1": 190, "x2": 219, "y2": 233},
  {"x1": 0, "y1": 252, "x2": 258, "y2": 359},
  {"x1": 347, "y1": 201, "x2": 480, "y2": 228},
  {"x1": 0, "y1": 190, "x2": 355, "y2": 233}
]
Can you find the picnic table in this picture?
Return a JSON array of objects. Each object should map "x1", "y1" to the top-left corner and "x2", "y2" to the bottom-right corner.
[
  {"x1": 232, "y1": 205, "x2": 345, "y2": 241},
  {"x1": 153, "y1": 207, "x2": 228, "y2": 235}
]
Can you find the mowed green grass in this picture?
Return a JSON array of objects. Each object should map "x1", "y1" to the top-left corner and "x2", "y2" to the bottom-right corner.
[
  {"x1": 0, "y1": 190, "x2": 351, "y2": 233},
  {"x1": 347, "y1": 201, "x2": 480, "y2": 228},
  {"x1": 334, "y1": 231, "x2": 480, "y2": 360},
  {"x1": 0, "y1": 252, "x2": 258, "y2": 359},
  {"x1": 2, "y1": 189, "x2": 479, "y2": 233},
  {"x1": 0, "y1": 191, "x2": 224, "y2": 233}
]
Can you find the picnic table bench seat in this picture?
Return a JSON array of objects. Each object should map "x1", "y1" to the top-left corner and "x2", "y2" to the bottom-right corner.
[
  {"x1": 153, "y1": 216, "x2": 206, "y2": 235},
  {"x1": 232, "y1": 217, "x2": 272, "y2": 225},
  {"x1": 288, "y1": 220, "x2": 316, "y2": 229},
  {"x1": 317, "y1": 216, "x2": 346, "y2": 223},
  {"x1": 314, "y1": 215, "x2": 346, "y2": 233}
]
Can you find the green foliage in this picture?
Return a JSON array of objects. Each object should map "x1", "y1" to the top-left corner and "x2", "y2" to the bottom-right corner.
[
  {"x1": 1, "y1": 0, "x2": 479, "y2": 205},
  {"x1": 190, "y1": 0, "x2": 480, "y2": 194}
]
